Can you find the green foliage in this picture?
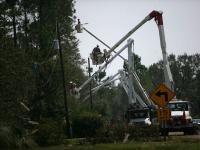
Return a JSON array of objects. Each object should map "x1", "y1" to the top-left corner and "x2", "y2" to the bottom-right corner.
[
  {"x1": 72, "y1": 112, "x2": 104, "y2": 138},
  {"x1": 148, "y1": 54, "x2": 200, "y2": 116},
  {"x1": 128, "y1": 126, "x2": 160, "y2": 141},
  {"x1": 67, "y1": 141, "x2": 200, "y2": 150},
  {"x1": 88, "y1": 87, "x2": 118, "y2": 119},
  {"x1": 95, "y1": 121, "x2": 159, "y2": 144},
  {"x1": 0, "y1": 125, "x2": 17, "y2": 149},
  {"x1": 1, "y1": 0, "x2": 200, "y2": 145},
  {"x1": 110, "y1": 86, "x2": 129, "y2": 121},
  {"x1": 0, "y1": 47, "x2": 36, "y2": 128},
  {"x1": 0, "y1": 0, "x2": 86, "y2": 142},
  {"x1": 95, "y1": 122, "x2": 127, "y2": 143},
  {"x1": 34, "y1": 119, "x2": 64, "y2": 146},
  {"x1": 22, "y1": 140, "x2": 200, "y2": 150}
]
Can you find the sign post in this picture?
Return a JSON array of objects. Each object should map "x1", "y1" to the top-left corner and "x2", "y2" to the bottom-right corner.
[{"x1": 150, "y1": 83, "x2": 176, "y2": 141}]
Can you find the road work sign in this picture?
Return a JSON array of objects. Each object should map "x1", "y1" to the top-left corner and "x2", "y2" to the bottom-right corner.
[{"x1": 150, "y1": 83, "x2": 176, "y2": 108}]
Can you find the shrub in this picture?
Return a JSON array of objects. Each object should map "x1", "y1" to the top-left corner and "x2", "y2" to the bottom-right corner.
[
  {"x1": 0, "y1": 125, "x2": 17, "y2": 149},
  {"x1": 34, "y1": 119, "x2": 64, "y2": 146},
  {"x1": 95, "y1": 126, "x2": 114, "y2": 143},
  {"x1": 128, "y1": 125, "x2": 160, "y2": 141},
  {"x1": 72, "y1": 112, "x2": 103, "y2": 138},
  {"x1": 95, "y1": 122, "x2": 160, "y2": 143},
  {"x1": 95, "y1": 122, "x2": 127, "y2": 143}
]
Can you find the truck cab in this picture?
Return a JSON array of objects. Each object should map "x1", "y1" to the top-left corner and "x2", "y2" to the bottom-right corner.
[
  {"x1": 126, "y1": 108, "x2": 152, "y2": 126},
  {"x1": 166, "y1": 100, "x2": 193, "y2": 133}
]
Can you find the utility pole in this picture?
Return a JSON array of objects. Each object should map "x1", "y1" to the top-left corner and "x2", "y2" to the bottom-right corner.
[
  {"x1": 88, "y1": 58, "x2": 93, "y2": 110},
  {"x1": 56, "y1": 22, "x2": 72, "y2": 138}
]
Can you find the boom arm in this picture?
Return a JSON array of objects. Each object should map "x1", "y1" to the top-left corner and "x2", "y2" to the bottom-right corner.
[
  {"x1": 158, "y1": 24, "x2": 174, "y2": 90},
  {"x1": 78, "y1": 39, "x2": 134, "y2": 91},
  {"x1": 92, "y1": 72, "x2": 120, "y2": 92},
  {"x1": 105, "y1": 10, "x2": 174, "y2": 90},
  {"x1": 104, "y1": 11, "x2": 163, "y2": 56},
  {"x1": 119, "y1": 70, "x2": 147, "y2": 107},
  {"x1": 77, "y1": 10, "x2": 174, "y2": 95},
  {"x1": 82, "y1": 73, "x2": 120, "y2": 102},
  {"x1": 131, "y1": 70, "x2": 153, "y2": 106},
  {"x1": 83, "y1": 27, "x2": 126, "y2": 61}
]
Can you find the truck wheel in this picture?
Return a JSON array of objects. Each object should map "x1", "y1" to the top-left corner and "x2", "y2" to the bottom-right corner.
[{"x1": 183, "y1": 127, "x2": 196, "y2": 135}]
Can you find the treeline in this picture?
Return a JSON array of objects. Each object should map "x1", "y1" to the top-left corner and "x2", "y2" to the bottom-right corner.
[
  {"x1": 110, "y1": 53, "x2": 200, "y2": 119},
  {"x1": 0, "y1": 0, "x2": 87, "y2": 146},
  {"x1": 148, "y1": 53, "x2": 200, "y2": 116},
  {"x1": 0, "y1": 0, "x2": 200, "y2": 148},
  {"x1": 81, "y1": 53, "x2": 200, "y2": 121}
]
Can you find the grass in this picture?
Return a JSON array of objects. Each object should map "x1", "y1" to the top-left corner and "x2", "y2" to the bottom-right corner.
[{"x1": 31, "y1": 138, "x2": 200, "y2": 150}]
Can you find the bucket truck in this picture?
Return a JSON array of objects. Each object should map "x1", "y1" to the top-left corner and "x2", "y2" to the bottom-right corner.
[
  {"x1": 82, "y1": 68, "x2": 154, "y2": 126},
  {"x1": 75, "y1": 10, "x2": 193, "y2": 132},
  {"x1": 74, "y1": 11, "x2": 164, "y2": 126},
  {"x1": 78, "y1": 39, "x2": 155, "y2": 126},
  {"x1": 151, "y1": 11, "x2": 193, "y2": 133}
]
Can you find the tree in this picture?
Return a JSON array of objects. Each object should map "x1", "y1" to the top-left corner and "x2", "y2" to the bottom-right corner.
[
  {"x1": 148, "y1": 53, "x2": 200, "y2": 115},
  {"x1": 0, "y1": 0, "x2": 86, "y2": 142},
  {"x1": 5, "y1": 0, "x2": 20, "y2": 47}
]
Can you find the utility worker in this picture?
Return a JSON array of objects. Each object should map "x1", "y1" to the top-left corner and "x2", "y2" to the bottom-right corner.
[
  {"x1": 69, "y1": 81, "x2": 76, "y2": 95},
  {"x1": 93, "y1": 45, "x2": 101, "y2": 53},
  {"x1": 123, "y1": 61, "x2": 128, "y2": 72},
  {"x1": 75, "y1": 19, "x2": 82, "y2": 33},
  {"x1": 103, "y1": 49, "x2": 110, "y2": 63},
  {"x1": 92, "y1": 45, "x2": 101, "y2": 63}
]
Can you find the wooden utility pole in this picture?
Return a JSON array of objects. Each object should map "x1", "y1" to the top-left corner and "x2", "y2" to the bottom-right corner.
[{"x1": 56, "y1": 22, "x2": 72, "y2": 138}]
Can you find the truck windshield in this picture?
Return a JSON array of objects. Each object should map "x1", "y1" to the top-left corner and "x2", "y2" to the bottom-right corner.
[
  {"x1": 129, "y1": 111, "x2": 148, "y2": 119},
  {"x1": 168, "y1": 103, "x2": 189, "y2": 111}
]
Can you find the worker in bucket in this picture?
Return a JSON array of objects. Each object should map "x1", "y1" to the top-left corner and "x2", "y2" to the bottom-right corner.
[
  {"x1": 92, "y1": 45, "x2": 101, "y2": 63},
  {"x1": 75, "y1": 19, "x2": 82, "y2": 33}
]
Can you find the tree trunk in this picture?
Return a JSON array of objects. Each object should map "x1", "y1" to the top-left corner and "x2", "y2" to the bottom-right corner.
[
  {"x1": 24, "y1": 8, "x2": 29, "y2": 50},
  {"x1": 38, "y1": 0, "x2": 44, "y2": 50},
  {"x1": 12, "y1": 11, "x2": 17, "y2": 47}
]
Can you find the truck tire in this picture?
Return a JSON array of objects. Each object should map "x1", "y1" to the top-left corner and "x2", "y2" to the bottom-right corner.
[{"x1": 183, "y1": 127, "x2": 196, "y2": 135}]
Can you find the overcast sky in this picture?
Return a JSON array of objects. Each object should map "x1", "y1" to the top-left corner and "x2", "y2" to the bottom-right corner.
[{"x1": 75, "y1": 0, "x2": 200, "y2": 76}]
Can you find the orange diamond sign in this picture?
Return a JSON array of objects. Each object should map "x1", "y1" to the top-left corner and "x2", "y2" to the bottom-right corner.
[{"x1": 150, "y1": 84, "x2": 176, "y2": 108}]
